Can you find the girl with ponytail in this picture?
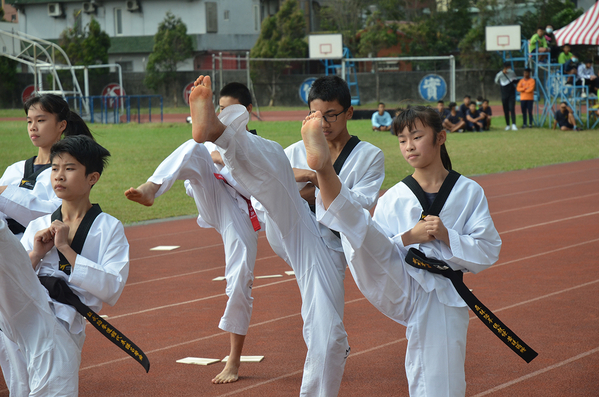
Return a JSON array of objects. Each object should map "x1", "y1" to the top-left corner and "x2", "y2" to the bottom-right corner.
[
  {"x1": 302, "y1": 104, "x2": 501, "y2": 396},
  {"x1": 0, "y1": 94, "x2": 94, "y2": 237}
]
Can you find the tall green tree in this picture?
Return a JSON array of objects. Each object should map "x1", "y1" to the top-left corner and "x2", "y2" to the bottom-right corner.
[
  {"x1": 357, "y1": 12, "x2": 398, "y2": 57},
  {"x1": 145, "y1": 12, "x2": 194, "y2": 107},
  {"x1": 402, "y1": 0, "x2": 471, "y2": 56},
  {"x1": 458, "y1": 0, "x2": 503, "y2": 98},
  {"x1": 0, "y1": 56, "x2": 18, "y2": 107},
  {"x1": 59, "y1": 14, "x2": 111, "y2": 73},
  {"x1": 517, "y1": 0, "x2": 583, "y2": 39},
  {"x1": 318, "y1": 0, "x2": 369, "y2": 55},
  {"x1": 250, "y1": 0, "x2": 307, "y2": 106}
]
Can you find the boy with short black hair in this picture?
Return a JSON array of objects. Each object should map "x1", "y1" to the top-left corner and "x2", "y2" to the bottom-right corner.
[
  {"x1": 0, "y1": 135, "x2": 130, "y2": 396},
  {"x1": 553, "y1": 102, "x2": 577, "y2": 131},
  {"x1": 371, "y1": 102, "x2": 393, "y2": 131},
  {"x1": 436, "y1": 100, "x2": 450, "y2": 120},
  {"x1": 466, "y1": 102, "x2": 484, "y2": 132},
  {"x1": 479, "y1": 99, "x2": 493, "y2": 130},
  {"x1": 442, "y1": 102, "x2": 465, "y2": 133},
  {"x1": 189, "y1": 74, "x2": 384, "y2": 396},
  {"x1": 459, "y1": 95, "x2": 471, "y2": 118},
  {"x1": 125, "y1": 82, "x2": 260, "y2": 385}
]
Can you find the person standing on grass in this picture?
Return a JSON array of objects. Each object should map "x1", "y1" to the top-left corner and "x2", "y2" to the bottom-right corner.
[
  {"x1": 494, "y1": 62, "x2": 518, "y2": 131},
  {"x1": 125, "y1": 82, "x2": 260, "y2": 385},
  {"x1": 300, "y1": 105, "x2": 501, "y2": 397},
  {"x1": 517, "y1": 68, "x2": 536, "y2": 128}
]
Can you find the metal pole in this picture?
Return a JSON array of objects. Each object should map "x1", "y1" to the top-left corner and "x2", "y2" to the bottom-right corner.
[
  {"x1": 341, "y1": 58, "x2": 346, "y2": 82},
  {"x1": 246, "y1": 52, "x2": 250, "y2": 89},
  {"x1": 450, "y1": 55, "x2": 456, "y2": 103},
  {"x1": 219, "y1": 52, "x2": 223, "y2": 94},
  {"x1": 84, "y1": 67, "x2": 89, "y2": 112}
]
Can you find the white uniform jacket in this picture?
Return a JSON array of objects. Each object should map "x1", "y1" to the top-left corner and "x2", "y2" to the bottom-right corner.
[
  {"x1": 373, "y1": 175, "x2": 502, "y2": 308},
  {"x1": 285, "y1": 139, "x2": 385, "y2": 252},
  {"x1": 0, "y1": 160, "x2": 61, "y2": 227},
  {"x1": 21, "y1": 212, "x2": 130, "y2": 335}
]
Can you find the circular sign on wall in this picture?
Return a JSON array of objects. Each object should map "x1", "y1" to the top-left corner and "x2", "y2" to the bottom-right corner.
[
  {"x1": 101, "y1": 83, "x2": 126, "y2": 108},
  {"x1": 418, "y1": 74, "x2": 447, "y2": 102},
  {"x1": 183, "y1": 82, "x2": 195, "y2": 106},
  {"x1": 299, "y1": 77, "x2": 317, "y2": 105},
  {"x1": 21, "y1": 85, "x2": 38, "y2": 103}
]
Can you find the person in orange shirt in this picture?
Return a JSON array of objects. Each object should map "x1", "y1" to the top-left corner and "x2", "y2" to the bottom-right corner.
[{"x1": 517, "y1": 68, "x2": 536, "y2": 128}]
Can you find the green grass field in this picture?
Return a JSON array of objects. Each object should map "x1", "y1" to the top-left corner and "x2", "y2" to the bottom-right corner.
[{"x1": 1, "y1": 116, "x2": 598, "y2": 224}]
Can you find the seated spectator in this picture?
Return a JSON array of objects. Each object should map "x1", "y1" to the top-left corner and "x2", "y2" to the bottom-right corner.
[
  {"x1": 559, "y1": 46, "x2": 578, "y2": 85},
  {"x1": 371, "y1": 102, "x2": 393, "y2": 131},
  {"x1": 466, "y1": 102, "x2": 484, "y2": 132},
  {"x1": 553, "y1": 102, "x2": 577, "y2": 131},
  {"x1": 529, "y1": 27, "x2": 550, "y2": 60},
  {"x1": 517, "y1": 68, "x2": 536, "y2": 128},
  {"x1": 478, "y1": 99, "x2": 492, "y2": 131},
  {"x1": 459, "y1": 95, "x2": 471, "y2": 118},
  {"x1": 436, "y1": 100, "x2": 450, "y2": 120},
  {"x1": 442, "y1": 102, "x2": 465, "y2": 133},
  {"x1": 577, "y1": 60, "x2": 599, "y2": 96},
  {"x1": 545, "y1": 24, "x2": 560, "y2": 62}
]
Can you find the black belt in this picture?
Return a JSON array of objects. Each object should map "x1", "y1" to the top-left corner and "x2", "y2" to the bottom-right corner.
[
  {"x1": 405, "y1": 248, "x2": 538, "y2": 363},
  {"x1": 39, "y1": 276, "x2": 150, "y2": 372},
  {"x1": 6, "y1": 219, "x2": 26, "y2": 235}
]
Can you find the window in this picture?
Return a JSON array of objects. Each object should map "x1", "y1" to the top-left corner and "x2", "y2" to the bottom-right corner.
[
  {"x1": 224, "y1": 10, "x2": 229, "y2": 21},
  {"x1": 116, "y1": 61, "x2": 133, "y2": 72},
  {"x1": 254, "y1": 5, "x2": 259, "y2": 31},
  {"x1": 206, "y1": 2, "x2": 217, "y2": 33},
  {"x1": 115, "y1": 8, "x2": 123, "y2": 36}
]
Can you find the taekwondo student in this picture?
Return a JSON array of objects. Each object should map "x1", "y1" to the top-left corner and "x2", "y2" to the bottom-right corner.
[
  {"x1": 125, "y1": 82, "x2": 260, "y2": 384},
  {"x1": 187, "y1": 75, "x2": 384, "y2": 397},
  {"x1": 0, "y1": 94, "x2": 95, "y2": 239},
  {"x1": 0, "y1": 135, "x2": 130, "y2": 396},
  {"x1": 302, "y1": 106, "x2": 502, "y2": 397}
]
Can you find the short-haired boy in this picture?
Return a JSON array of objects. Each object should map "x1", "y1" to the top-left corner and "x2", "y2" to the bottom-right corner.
[
  {"x1": 466, "y1": 102, "x2": 484, "y2": 132},
  {"x1": 0, "y1": 135, "x2": 129, "y2": 396},
  {"x1": 371, "y1": 102, "x2": 393, "y2": 131},
  {"x1": 188, "y1": 74, "x2": 384, "y2": 396},
  {"x1": 125, "y1": 82, "x2": 260, "y2": 384},
  {"x1": 479, "y1": 99, "x2": 492, "y2": 130},
  {"x1": 442, "y1": 102, "x2": 465, "y2": 133}
]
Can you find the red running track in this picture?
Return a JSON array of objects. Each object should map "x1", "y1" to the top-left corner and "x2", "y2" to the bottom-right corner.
[{"x1": 1, "y1": 159, "x2": 598, "y2": 396}]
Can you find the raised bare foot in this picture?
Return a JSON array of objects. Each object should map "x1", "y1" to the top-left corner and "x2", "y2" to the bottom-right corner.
[
  {"x1": 189, "y1": 75, "x2": 226, "y2": 143},
  {"x1": 301, "y1": 111, "x2": 331, "y2": 172},
  {"x1": 211, "y1": 361, "x2": 240, "y2": 384},
  {"x1": 124, "y1": 182, "x2": 160, "y2": 206}
]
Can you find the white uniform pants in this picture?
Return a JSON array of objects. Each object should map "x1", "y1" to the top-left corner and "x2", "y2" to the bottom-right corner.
[
  {"x1": 318, "y1": 185, "x2": 468, "y2": 397},
  {"x1": 214, "y1": 106, "x2": 349, "y2": 397},
  {"x1": 147, "y1": 140, "x2": 258, "y2": 336},
  {"x1": 0, "y1": 220, "x2": 82, "y2": 397}
]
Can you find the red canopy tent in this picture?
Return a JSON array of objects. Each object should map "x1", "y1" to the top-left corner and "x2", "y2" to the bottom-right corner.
[{"x1": 555, "y1": 2, "x2": 599, "y2": 46}]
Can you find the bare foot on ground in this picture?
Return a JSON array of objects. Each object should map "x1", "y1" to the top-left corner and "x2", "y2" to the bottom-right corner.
[
  {"x1": 124, "y1": 182, "x2": 160, "y2": 206},
  {"x1": 212, "y1": 361, "x2": 240, "y2": 384},
  {"x1": 189, "y1": 75, "x2": 226, "y2": 143},
  {"x1": 301, "y1": 111, "x2": 331, "y2": 172}
]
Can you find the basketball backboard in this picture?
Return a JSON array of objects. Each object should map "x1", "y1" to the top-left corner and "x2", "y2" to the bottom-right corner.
[
  {"x1": 485, "y1": 25, "x2": 521, "y2": 51},
  {"x1": 309, "y1": 34, "x2": 343, "y2": 59}
]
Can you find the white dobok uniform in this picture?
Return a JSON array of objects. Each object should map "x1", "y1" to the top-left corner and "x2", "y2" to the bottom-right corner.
[
  {"x1": 212, "y1": 105, "x2": 384, "y2": 397},
  {"x1": 0, "y1": 160, "x2": 61, "y2": 238},
  {"x1": 316, "y1": 176, "x2": 501, "y2": 397},
  {"x1": 0, "y1": 212, "x2": 129, "y2": 397},
  {"x1": 147, "y1": 139, "x2": 259, "y2": 336}
]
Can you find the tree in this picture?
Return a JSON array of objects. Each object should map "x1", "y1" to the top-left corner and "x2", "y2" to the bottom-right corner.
[
  {"x1": 145, "y1": 12, "x2": 194, "y2": 107},
  {"x1": 318, "y1": 0, "x2": 370, "y2": 55},
  {"x1": 0, "y1": 56, "x2": 18, "y2": 108},
  {"x1": 250, "y1": 0, "x2": 307, "y2": 106},
  {"x1": 458, "y1": 0, "x2": 503, "y2": 98},
  {"x1": 401, "y1": 0, "x2": 471, "y2": 56},
  {"x1": 356, "y1": 12, "x2": 398, "y2": 57},
  {"x1": 517, "y1": 0, "x2": 583, "y2": 39},
  {"x1": 59, "y1": 14, "x2": 111, "y2": 73}
]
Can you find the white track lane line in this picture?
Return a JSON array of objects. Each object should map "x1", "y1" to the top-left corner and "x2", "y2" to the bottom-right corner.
[
  {"x1": 487, "y1": 178, "x2": 599, "y2": 199},
  {"x1": 500, "y1": 210, "x2": 599, "y2": 234},
  {"x1": 471, "y1": 346, "x2": 599, "y2": 397},
  {"x1": 491, "y1": 192, "x2": 599, "y2": 215}
]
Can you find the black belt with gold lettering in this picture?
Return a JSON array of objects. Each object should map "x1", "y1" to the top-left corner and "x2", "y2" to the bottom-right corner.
[
  {"x1": 405, "y1": 248, "x2": 538, "y2": 363},
  {"x1": 38, "y1": 276, "x2": 150, "y2": 372}
]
